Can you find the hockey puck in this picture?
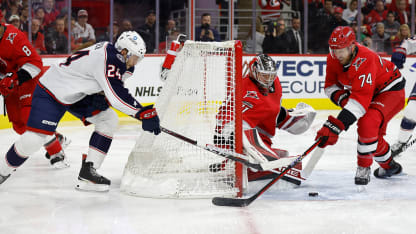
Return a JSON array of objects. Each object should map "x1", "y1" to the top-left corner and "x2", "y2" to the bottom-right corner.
[{"x1": 308, "y1": 192, "x2": 318, "y2": 197}]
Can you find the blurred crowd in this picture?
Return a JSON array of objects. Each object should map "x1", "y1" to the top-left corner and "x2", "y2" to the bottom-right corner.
[{"x1": 0, "y1": 0, "x2": 412, "y2": 55}]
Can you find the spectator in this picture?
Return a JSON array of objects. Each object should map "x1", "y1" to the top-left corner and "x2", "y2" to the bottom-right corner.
[
  {"x1": 97, "y1": 21, "x2": 120, "y2": 43},
  {"x1": 158, "y1": 29, "x2": 181, "y2": 53},
  {"x1": 362, "y1": 36, "x2": 373, "y2": 48},
  {"x1": 45, "y1": 17, "x2": 68, "y2": 54},
  {"x1": 34, "y1": 7, "x2": 46, "y2": 32},
  {"x1": 395, "y1": 0, "x2": 409, "y2": 25},
  {"x1": 8, "y1": 15, "x2": 20, "y2": 30},
  {"x1": 332, "y1": 7, "x2": 348, "y2": 27},
  {"x1": 24, "y1": 18, "x2": 46, "y2": 54},
  {"x1": 5, "y1": 2, "x2": 19, "y2": 21},
  {"x1": 160, "y1": 19, "x2": 176, "y2": 43},
  {"x1": 383, "y1": 11, "x2": 400, "y2": 37},
  {"x1": 389, "y1": 23, "x2": 410, "y2": 49},
  {"x1": 309, "y1": 0, "x2": 335, "y2": 53},
  {"x1": 342, "y1": 0, "x2": 358, "y2": 24},
  {"x1": 137, "y1": 10, "x2": 156, "y2": 53},
  {"x1": 20, "y1": 5, "x2": 29, "y2": 31},
  {"x1": 286, "y1": 16, "x2": 303, "y2": 54},
  {"x1": 371, "y1": 22, "x2": 390, "y2": 53},
  {"x1": 245, "y1": 16, "x2": 265, "y2": 54},
  {"x1": 121, "y1": 19, "x2": 133, "y2": 33},
  {"x1": 72, "y1": 9, "x2": 96, "y2": 52},
  {"x1": 262, "y1": 17, "x2": 289, "y2": 53},
  {"x1": 365, "y1": 0, "x2": 388, "y2": 27},
  {"x1": 0, "y1": 7, "x2": 6, "y2": 23},
  {"x1": 43, "y1": 0, "x2": 59, "y2": 27},
  {"x1": 195, "y1": 13, "x2": 220, "y2": 42}
]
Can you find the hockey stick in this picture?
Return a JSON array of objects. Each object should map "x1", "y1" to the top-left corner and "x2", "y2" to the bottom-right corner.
[
  {"x1": 392, "y1": 137, "x2": 416, "y2": 157},
  {"x1": 160, "y1": 127, "x2": 301, "y2": 172},
  {"x1": 302, "y1": 146, "x2": 325, "y2": 179},
  {"x1": 211, "y1": 140, "x2": 321, "y2": 207}
]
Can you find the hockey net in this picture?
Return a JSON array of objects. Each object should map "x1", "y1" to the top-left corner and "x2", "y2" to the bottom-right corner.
[{"x1": 121, "y1": 40, "x2": 244, "y2": 198}]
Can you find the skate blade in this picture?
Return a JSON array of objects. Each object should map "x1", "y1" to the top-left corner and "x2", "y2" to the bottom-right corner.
[
  {"x1": 355, "y1": 185, "x2": 367, "y2": 193},
  {"x1": 76, "y1": 178, "x2": 109, "y2": 192}
]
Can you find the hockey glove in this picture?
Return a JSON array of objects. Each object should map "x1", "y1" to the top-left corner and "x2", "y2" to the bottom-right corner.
[
  {"x1": 0, "y1": 73, "x2": 18, "y2": 96},
  {"x1": 315, "y1": 115, "x2": 345, "y2": 148},
  {"x1": 160, "y1": 67, "x2": 169, "y2": 82},
  {"x1": 330, "y1": 90, "x2": 350, "y2": 108},
  {"x1": 391, "y1": 47, "x2": 406, "y2": 69},
  {"x1": 135, "y1": 105, "x2": 161, "y2": 135}
]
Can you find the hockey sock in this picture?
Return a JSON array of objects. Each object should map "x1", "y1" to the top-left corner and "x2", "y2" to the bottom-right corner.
[
  {"x1": 374, "y1": 138, "x2": 393, "y2": 169},
  {"x1": 0, "y1": 144, "x2": 28, "y2": 175},
  {"x1": 398, "y1": 117, "x2": 416, "y2": 143},
  {"x1": 86, "y1": 131, "x2": 113, "y2": 169},
  {"x1": 357, "y1": 138, "x2": 377, "y2": 168},
  {"x1": 44, "y1": 135, "x2": 63, "y2": 156}
]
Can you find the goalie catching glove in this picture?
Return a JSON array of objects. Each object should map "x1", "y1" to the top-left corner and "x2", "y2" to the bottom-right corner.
[
  {"x1": 135, "y1": 105, "x2": 161, "y2": 135},
  {"x1": 277, "y1": 102, "x2": 317, "y2": 134}
]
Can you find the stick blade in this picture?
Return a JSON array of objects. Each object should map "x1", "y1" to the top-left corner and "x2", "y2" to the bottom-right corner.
[{"x1": 212, "y1": 197, "x2": 252, "y2": 207}]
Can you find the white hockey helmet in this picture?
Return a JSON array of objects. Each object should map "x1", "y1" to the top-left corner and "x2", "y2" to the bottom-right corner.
[{"x1": 115, "y1": 31, "x2": 146, "y2": 61}]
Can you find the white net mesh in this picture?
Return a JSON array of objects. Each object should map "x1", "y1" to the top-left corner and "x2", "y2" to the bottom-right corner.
[{"x1": 120, "y1": 41, "x2": 242, "y2": 198}]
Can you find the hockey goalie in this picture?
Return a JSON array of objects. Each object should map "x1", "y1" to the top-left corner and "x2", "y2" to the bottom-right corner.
[{"x1": 212, "y1": 54, "x2": 316, "y2": 185}]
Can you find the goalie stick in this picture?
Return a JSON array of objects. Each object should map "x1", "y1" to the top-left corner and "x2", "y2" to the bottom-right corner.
[
  {"x1": 160, "y1": 127, "x2": 302, "y2": 175},
  {"x1": 211, "y1": 140, "x2": 321, "y2": 207},
  {"x1": 392, "y1": 137, "x2": 416, "y2": 157}
]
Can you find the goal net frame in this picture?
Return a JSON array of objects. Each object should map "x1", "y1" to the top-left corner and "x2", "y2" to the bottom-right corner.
[{"x1": 121, "y1": 40, "x2": 244, "y2": 198}]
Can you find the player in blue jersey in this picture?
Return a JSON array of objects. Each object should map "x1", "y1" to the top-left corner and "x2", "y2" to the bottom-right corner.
[{"x1": 0, "y1": 31, "x2": 161, "y2": 192}]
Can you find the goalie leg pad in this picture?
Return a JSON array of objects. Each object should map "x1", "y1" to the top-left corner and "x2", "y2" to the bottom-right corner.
[{"x1": 243, "y1": 128, "x2": 279, "y2": 164}]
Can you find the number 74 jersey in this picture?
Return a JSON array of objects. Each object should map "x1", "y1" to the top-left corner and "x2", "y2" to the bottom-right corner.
[{"x1": 325, "y1": 43, "x2": 404, "y2": 119}]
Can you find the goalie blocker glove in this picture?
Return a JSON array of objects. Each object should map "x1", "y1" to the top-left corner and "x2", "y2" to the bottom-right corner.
[
  {"x1": 391, "y1": 47, "x2": 406, "y2": 69},
  {"x1": 135, "y1": 105, "x2": 161, "y2": 135}
]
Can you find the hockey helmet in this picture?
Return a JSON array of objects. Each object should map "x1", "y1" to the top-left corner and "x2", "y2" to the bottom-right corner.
[
  {"x1": 115, "y1": 31, "x2": 146, "y2": 61},
  {"x1": 328, "y1": 26, "x2": 355, "y2": 50},
  {"x1": 249, "y1": 54, "x2": 277, "y2": 88}
]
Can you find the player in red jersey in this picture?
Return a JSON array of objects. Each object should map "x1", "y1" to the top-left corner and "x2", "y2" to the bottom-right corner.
[
  {"x1": 214, "y1": 54, "x2": 316, "y2": 184},
  {"x1": 315, "y1": 26, "x2": 406, "y2": 185},
  {"x1": 0, "y1": 22, "x2": 70, "y2": 168}
]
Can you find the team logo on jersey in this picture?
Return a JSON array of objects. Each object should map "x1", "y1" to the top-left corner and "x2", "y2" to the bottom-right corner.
[
  {"x1": 352, "y1": 57, "x2": 366, "y2": 71},
  {"x1": 6, "y1": 33, "x2": 17, "y2": 44},
  {"x1": 244, "y1": 91, "x2": 259, "y2": 99}
]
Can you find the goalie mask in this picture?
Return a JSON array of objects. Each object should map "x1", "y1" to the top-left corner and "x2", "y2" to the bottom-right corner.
[
  {"x1": 249, "y1": 54, "x2": 277, "y2": 89},
  {"x1": 115, "y1": 31, "x2": 146, "y2": 63}
]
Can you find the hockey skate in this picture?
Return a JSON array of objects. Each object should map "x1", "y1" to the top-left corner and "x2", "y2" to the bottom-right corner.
[
  {"x1": 373, "y1": 160, "x2": 402, "y2": 179},
  {"x1": 355, "y1": 166, "x2": 371, "y2": 185},
  {"x1": 45, "y1": 133, "x2": 71, "y2": 168},
  {"x1": 76, "y1": 155, "x2": 110, "y2": 192}
]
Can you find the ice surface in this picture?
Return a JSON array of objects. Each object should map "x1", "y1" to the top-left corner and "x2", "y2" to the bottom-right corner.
[{"x1": 1, "y1": 111, "x2": 416, "y2": 234}]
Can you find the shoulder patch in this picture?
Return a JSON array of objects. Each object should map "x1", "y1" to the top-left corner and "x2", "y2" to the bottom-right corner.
[
  {"x1": 352, "y1": 57, "x2": 366, "y2": 71},
  {"x1": 244, "y1": 90, "x2": 259, "y2": 99},
  {"x1": 6, "y1": 33, "x2": 17, "y2": 44},
  {"x1": 116, "y1": 54, "x2": 125, "y2": 62}
]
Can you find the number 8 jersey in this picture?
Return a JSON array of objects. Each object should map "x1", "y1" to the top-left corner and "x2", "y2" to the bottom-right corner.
[
  {"x1": 40, "y1": 41, "x2": 140, "y2": 116},
  {"x1": 325, "y1": 43, "x2": 405, "y2": 120}
]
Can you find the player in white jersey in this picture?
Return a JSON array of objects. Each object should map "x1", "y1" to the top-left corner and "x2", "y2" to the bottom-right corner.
[
  {"x1": 0, "y1": 31, "x2": 161, "y2": 192},
  {"x1": 390, "y1": 38, "x2": 416, "y2": 156}
]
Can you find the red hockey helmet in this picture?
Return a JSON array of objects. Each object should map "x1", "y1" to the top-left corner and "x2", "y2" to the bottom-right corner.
[{"x1": 328, "y1": 26, "x2": 356, "y2": 50}]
